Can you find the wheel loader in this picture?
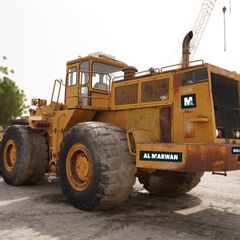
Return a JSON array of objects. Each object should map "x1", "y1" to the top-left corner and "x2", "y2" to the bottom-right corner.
[{"x1": 1, "y1": 33, "x2": 240, "y2": 210}]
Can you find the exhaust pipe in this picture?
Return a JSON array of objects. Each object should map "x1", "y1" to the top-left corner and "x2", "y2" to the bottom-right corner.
[{"x1": 182, "y1": 31, "x2": 193, "y2": 68}]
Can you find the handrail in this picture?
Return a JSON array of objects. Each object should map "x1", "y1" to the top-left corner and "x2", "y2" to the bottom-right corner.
[
  {"x1": 161, "y1": 59, "x2": 204, "y2": 72},
  {"x1": 113, "y1": 68, "x2": 160, "y2": 82},
  {"x1": 51, "y1": 79, "x2": 62, "y2": 103},
  {"x1": 66, "y1": 93, "x2": 110, "y2": 107},
  {"x1": 112, "y1": 61, "x2": 205, "y2": 82},
  {"x1": 66, "y1": 95, "x2": 109, "y2": 100},
  {"x1": 78, "y1": 70, "x2": 112, "y2": 82}
]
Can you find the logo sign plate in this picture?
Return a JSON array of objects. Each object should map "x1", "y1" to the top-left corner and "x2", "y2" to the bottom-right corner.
[
  {"x1": 139, "y1": 151, "x2": 183, "y2": 162},
  {"x1": 181, "y1": 94, "x2": 196, "y2": 109},
  {"x1": 232, "y1": 147, "x2": 240, "y2": 154}
]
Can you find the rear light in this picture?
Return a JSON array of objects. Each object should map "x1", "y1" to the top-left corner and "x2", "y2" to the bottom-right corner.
[
  {"x1": 235, "y1": 130, "x2": 240, "y2": 139},
  {"x1": 216, "y1": 129, "x2": 223, "y2": 138}
]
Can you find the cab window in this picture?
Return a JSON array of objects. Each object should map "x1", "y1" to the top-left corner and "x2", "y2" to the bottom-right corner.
[
  {"x1": 68, "y1": 67, "x2": 77, "y2": 86},
  {"x1": 79, "y1": 61, "x2": 89, "y2": 85},
  {"x1": 79, "y1": 61, "x2": 90, "y2": 106},
  {"x1": 92, "y1": 62, "x2": 122, "y2": 91}
]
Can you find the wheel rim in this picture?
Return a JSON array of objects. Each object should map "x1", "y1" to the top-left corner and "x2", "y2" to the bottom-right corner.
[
  {"x1": 3, "y1": 139, "x2": 17, "y2": 173},
  {"x1": 66, "y1": 144, "x2": 93, "y2": 191}
]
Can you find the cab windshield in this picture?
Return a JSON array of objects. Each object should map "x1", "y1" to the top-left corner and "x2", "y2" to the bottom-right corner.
[{"x1": 92, "y1": 62, "x2": 122, "y2": 91}]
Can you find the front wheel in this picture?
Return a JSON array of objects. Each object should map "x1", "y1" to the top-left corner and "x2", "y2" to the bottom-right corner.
[{"x1": 59, "y1": 122, "x2": 136, "y2": 211}]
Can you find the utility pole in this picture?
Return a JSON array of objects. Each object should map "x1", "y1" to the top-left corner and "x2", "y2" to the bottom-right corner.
[{"x1": 222, "y1": 6, "x2": 227, "y2": 52}]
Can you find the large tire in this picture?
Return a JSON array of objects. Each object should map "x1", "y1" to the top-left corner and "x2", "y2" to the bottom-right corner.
[
  {"x1": 0, "y1": 125, "x2": 48, "y2": 185},
  {"x1": 139, "y1": 171, "x2": 204, "y2": 196},
  {"x1": 59, "y1": 122, "x2": 136, "y2": 211}
]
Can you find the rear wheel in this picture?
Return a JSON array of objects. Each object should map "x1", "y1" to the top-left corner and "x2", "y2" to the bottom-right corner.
[
  {"x1": 59, "y1": 122, "x2": 136, "y2": 211},
  {"x1": 0, "y1": 125, "x2": 48, "y2": 185},
  {"x1": 139, "y1": 171, "x2": 204, "y2": 196}
]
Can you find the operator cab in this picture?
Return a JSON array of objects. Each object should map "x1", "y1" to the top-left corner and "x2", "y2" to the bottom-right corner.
[{"x1": 65, "y1": 53, "x2": 127, "y2": 109}]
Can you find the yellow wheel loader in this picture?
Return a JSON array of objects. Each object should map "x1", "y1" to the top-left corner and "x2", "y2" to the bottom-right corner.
[{"x1": 1, "y1": 37, "x2": 240, "y2": 210}]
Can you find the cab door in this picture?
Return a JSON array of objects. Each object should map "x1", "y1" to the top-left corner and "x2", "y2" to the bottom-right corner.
[
  {"x1": 65, "y1": 64, "x2": 79, "y2": 108},
  {"x1": 79, "y1": 61, "x2": 90, "y2": 107}
]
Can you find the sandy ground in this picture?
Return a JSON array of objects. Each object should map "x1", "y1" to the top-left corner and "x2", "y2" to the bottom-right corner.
[{"x1": 0, "y1": 172, "x2": 240, "y2": 240}]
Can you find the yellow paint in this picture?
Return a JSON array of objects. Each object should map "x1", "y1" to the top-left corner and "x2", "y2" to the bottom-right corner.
[
  {"x1": 3, "y1": 139, "x2": 17, "y2": 173},
  {"x1": 26, "y1": 55, "x2": 240, "y2": 174},
  {"x1": 66, "y1": 143, "x2": 93, "y2": 191}
]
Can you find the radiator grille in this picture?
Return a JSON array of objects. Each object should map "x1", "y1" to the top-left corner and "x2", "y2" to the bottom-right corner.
[
  {"x1": 141, "y1": 79, "x2": 169, "y2": 103},
  {"x1": 211, "y1": 73, "x2": 240, "y2": 138},
  {"x1": 115, "y1": 83, "x2": 138, "y2": 105}
]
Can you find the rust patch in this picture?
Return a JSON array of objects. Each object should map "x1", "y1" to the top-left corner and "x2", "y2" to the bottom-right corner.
[
  {"x1": 173, "y1": 73, "x2": 182, "y2": 94},
  {"x1": 186, "y1": 144, "x2": 240, "y2": 171},
  {"x1": 160, "y1": 107, "x2": 171, "y2": 142},
  {"x1": 136, "y1": 143, "x2": 240, "y2": 172}
]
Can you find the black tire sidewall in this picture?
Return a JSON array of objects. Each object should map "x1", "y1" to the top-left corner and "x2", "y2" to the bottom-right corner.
[
  {"x1": 141, "y1": 171, "x2": 203, "y2": 196},
  {"x1": 0, "y1": 126, "x2": 31, "y2": 185},
  {"x1": 59, "y1": 126, "x2": 104, "y2": 210}
]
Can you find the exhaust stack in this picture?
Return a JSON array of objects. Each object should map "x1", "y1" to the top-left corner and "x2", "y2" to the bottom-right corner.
[{"x1": 182, "y1": 31, "x2": 193, "y2": 68}]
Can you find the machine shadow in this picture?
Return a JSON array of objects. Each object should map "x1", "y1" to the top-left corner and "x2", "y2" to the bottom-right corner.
[{"x1": 0, "y1": 176, "x2": 240, "y2": 240}]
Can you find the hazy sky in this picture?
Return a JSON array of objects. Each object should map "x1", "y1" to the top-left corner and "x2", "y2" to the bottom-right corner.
[{"x1": 0, "y1": 0, "x2": 239, "y2": 104}]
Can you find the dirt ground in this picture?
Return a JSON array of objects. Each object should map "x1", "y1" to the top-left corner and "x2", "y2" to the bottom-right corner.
[{"x1": 0, "y1": 171, "x2": 240, "y2": 240}]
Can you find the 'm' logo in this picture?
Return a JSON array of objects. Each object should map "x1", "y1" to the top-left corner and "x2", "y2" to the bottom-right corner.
[{"x1": 181, "y1": 94, "x2": 196, "y2": 109}]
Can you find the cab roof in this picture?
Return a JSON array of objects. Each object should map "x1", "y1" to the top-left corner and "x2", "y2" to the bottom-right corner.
[{"x1": 67, "y1": 54, "x2": 127, "y2": 69}]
